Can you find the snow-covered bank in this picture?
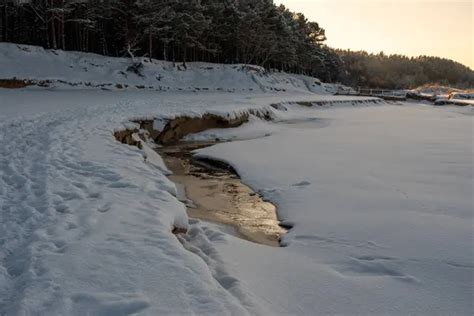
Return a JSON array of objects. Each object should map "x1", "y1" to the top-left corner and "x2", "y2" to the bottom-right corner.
[
  {"x1": 195, "y1": 104, "x2": 473, "y2": 315},
  {"x1": 0, "y1": 89, "x2": 385, "y2": 315},
  {"x1": 0, "y1": 43, "x2": 336, "y2": 94}
]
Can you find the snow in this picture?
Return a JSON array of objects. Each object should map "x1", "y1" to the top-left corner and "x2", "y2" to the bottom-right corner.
[
  {"x1": 0, "y1": 87, "x2": 382, "y2": 315},
  {"x1": 0, "y1": 43, "x2": 333, "y2": 94},
  {"x1": 195, "y1": 104, "x2": 473, "y2": 315},
  {"x1": 1, "y1": 44, "x2": 472, "y2": 315}
]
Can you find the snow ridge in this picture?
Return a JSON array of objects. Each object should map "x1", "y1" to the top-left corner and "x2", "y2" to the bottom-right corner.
[{"x1": 0, "y1": 43, "x2": 333, "y2": 94}]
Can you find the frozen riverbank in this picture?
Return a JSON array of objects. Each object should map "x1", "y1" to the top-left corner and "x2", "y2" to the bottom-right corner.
[
  {"x1": 0, "y1": 89, "x2": 385, "y2": 315},
  {"x1": 0, "y1": 88, "x2": 471, "y2": 315}
]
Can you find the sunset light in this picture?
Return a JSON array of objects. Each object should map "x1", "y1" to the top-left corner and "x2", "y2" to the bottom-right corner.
[{"x1": 279, "y1": 0, "x2": 473, "y2": 69}]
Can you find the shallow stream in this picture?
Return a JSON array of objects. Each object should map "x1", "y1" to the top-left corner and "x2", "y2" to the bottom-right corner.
[{"x1": 157, "y1": 142, "x2": 287, "y2": 247}]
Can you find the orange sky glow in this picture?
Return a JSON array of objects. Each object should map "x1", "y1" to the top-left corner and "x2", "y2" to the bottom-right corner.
[{"x1": 278, "y1": 0, "x2": 473, "y2": 69}]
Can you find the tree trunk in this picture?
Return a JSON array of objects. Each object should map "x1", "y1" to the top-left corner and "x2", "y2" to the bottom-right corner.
[
  {"x1": 85, "y1": 29, "x2": 89, "y2": 51},
  {"x1": 49, "y1": 0, "x2": 57, "y2": 49},
  {"x1": 79, "y1": 28, "x2": 83, "y2": 51},
  {"x1": 172, "y1": 44, "x2": 175, "y2": 64},
  {"x1": 182, "y1": 45, "x2": 187, "y2": 67},
  {"x1": 148, "y1": 32, "x2": 153, "y2": 62},
  {"x1": 44, "y1": 0, "x2": 50, "y2": 49},
  {"x1": 2, "y1": 0, "x2": 7, "y2": 42},
  {"x1": 60, "y1": 1, "x2": 65, "y2": 50},
  {"x1": 101, "y1": 29, "x2": 107, "y2": 55}
]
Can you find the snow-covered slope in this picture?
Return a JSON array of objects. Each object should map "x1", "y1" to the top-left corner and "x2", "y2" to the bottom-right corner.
[{"x1": 0, "y1": 43, "x2": 332, "y2": 94}]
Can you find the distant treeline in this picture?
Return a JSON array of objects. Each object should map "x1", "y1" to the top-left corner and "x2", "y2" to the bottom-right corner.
[
  {"x1": 1, "y1": 0, "x2": 472, "y2": 88},
  {"x1": 336, "y1": 50, "x2": 474, "y2": 89}
]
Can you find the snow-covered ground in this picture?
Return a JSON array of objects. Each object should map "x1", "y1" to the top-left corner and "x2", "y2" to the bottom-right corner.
[
  {"x1": 1, "y1": 45, "x2": 472, "y2": 315},
  {"x1": 195, "y1": 104, "x2": 473, "y2": 315},
  {"x1": 1, "y1": 89, "x2": 471, "y2": 315},
  {"x1": 1, "y1": 88, "x2": 387, "y2": 315}
]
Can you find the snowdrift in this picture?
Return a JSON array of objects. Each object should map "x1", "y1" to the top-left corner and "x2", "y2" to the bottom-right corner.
[{"x1": 0, "y1": 43, "x2": 333, "y2": 94}]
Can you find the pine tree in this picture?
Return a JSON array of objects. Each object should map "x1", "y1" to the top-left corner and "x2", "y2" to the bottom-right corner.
[{"x1": 171, "y1": 0, "x2": 209, "y2": 66}]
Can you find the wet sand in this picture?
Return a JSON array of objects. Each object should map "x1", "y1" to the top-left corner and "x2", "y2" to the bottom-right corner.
[{"x1": 158, "y1": 142, "x2": 286, "y2": 247}]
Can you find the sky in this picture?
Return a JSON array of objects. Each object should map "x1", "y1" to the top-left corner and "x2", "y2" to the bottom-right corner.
[{"x1": 277, "y1": 0, "x2": 473, "y2": 69}]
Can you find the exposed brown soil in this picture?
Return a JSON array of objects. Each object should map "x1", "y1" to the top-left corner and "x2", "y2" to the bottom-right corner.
[
  {"x1": 113, "y1": 119, "x2": 159, "y2": 147},
  {"x1": 114, "y1": 112, "x2": 257, "y2": 146},
  {"x1": 157, "y1": 114, "x2": 250, "y2": 145},
  {"x1": 113, "y1": 129, "x2": 141, "y2": 147},
  {"x1": 172, "y1": 227, "x2": 188, "y2": 235},
  {"x1": 0, "y1": 79, "x2": 35, "y2": 89},
  {"x1": 132, "y1": 120, "x2": 161, "y2": 140}
]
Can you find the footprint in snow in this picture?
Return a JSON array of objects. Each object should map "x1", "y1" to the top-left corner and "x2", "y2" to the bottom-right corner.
[
  {"x1": 88, "y1": 191, "x2": 102, "y2": 200},
  {"x1": 292, "y1": 181, "x2": 311, "y2": 187},
  {"x1": 334, "y1": 258, "x2": 418, "y2": 283},
  {"x1": 55, "y1": 203, "x2": 70, "y2": 214},
  {"x1": 97, "y1": 203, "x2": 111, "y2": 213},
  {"x1": 66, "y1": 222, "x2": 78, "y2": 230},
  {"x1": 55, "y1": 190, "x2": 83, "y2": 201}
]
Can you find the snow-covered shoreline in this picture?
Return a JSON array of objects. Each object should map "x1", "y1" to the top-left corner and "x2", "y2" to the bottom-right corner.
[
  {"x1": 194, "y1": 103, "x2": 473, "y2": 315},
  {"x1": 1, "y1": 89, "x2": 394, "y2": 315}
]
